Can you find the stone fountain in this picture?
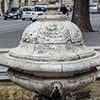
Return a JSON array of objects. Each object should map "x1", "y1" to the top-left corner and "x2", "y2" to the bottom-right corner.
[{"x1": 0, "y1": 0, "x2": 100, "y2": 98}]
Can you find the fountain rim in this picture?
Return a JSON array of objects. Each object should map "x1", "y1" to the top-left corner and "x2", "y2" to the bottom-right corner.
[{"x1": 0, "y1": 52, "x2": 100, "y2": 75}]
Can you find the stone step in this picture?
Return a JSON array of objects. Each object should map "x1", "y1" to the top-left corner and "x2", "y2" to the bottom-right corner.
[
  {"x1": 97, "y1": 70, "x2": 100, "y2": 79},
  {"x1": 0, "y1": 66, "x2": 9, "y2": 80}
]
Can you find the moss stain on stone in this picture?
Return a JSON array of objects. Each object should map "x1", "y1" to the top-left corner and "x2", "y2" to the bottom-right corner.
[{"x1": 0, "y1": 80, "x2": 100, "y2": 99}]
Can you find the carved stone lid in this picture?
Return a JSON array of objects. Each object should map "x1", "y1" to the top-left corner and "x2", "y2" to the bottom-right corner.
[
  {"x1": 9, "y1": 21, "x2": 95, "y2": 62},
  {"x1": 8, "y1": 3, "x2": 95, "y2": 62}
]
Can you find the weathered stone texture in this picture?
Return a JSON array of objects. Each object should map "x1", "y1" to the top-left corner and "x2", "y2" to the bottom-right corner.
[{"x1": 0, "y1": 2, "x2": 100, "y2": 98}]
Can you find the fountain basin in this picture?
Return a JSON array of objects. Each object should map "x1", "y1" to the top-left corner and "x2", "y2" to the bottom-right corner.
[{"x1": 8, "y1": 68, "x2": 97, "y2": 97}]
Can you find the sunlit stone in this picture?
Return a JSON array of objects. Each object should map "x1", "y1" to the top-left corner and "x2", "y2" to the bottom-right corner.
[{"x1": 0, "y1": 0, "x2": 100, "y2": 98}]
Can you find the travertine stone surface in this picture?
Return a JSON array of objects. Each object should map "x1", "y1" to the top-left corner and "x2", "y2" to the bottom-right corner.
[
  {"x1": 0, "y1": 52, "x2": 100, "y2": 77},
  {"x1": 8, "y1": 68, "x2": 98, "y2": 97},
  {"x1": 9, "y1": 21, "x2": 95, "y2": 62},
  {"x1": 0, "y1": 1, "x2": 100, "y2": 98}
]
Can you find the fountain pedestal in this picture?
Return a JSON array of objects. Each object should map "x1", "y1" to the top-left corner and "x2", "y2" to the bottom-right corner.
[{"x1": 0, "y1": 0, "x2": 100, "y2": 98}]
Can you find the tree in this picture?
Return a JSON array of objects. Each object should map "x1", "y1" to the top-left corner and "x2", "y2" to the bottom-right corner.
[{"x1": 71, "y1": 0, "x2": 93, "y2": 32}]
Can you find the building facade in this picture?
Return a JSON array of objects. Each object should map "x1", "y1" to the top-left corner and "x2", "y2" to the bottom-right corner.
[
  {"x1": 1, "y1": 0, "x2": 73, "y2": 13},
  {"x1": 1, "y1": 0, "x2": 35, "y2": 13},
  {"x1": 37, "y1": 0, "x2": 73, "y2": 5},
  {"x1": 2, "y1": 0, "x2": 100, "y2": 13},
  {"x1": 90, "y1": 0, "x2": 100, "y2": 3},
  {"x1": 62, "y1": 0, "x2": 73, "y2": 5}
]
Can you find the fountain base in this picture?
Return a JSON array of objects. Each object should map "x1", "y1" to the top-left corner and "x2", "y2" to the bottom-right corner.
[{"x1": 8, "y1": 68, "x2": 98, "y2": 98}]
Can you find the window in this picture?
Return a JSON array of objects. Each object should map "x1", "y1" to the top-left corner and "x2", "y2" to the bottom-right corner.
[
  {"x1": 34, "y1": 7, "x2": 42, "y2": 11},
  {"x1": 25, "y1": 0, "x2": 28, "y2": 6},
  {"x1": 10, "y1": 8, "x2": 18, "y2": 11},
  {"x1": 19, "y1": 0, "x2": 21, "y2": 7},
  {"x1": 90, "y1": 4, "x2": 97, "y2": 7},
  {"x1": 24, "y1": 7, "x2": 33, "y2": 11}
]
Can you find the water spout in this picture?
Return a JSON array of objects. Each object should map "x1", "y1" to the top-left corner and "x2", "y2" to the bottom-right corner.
[{"x1": 52, "y1": 86, "x2": 61, "y2": 99}]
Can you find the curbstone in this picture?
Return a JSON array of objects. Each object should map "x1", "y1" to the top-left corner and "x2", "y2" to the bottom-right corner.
[{"x1": 0, "y1": 48, "x2": 11, "y2": 53}]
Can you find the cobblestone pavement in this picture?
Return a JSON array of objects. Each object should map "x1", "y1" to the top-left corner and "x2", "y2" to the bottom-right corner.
[{"x1": 0, "y1": 80, "x2": 100, "y2": 100}]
